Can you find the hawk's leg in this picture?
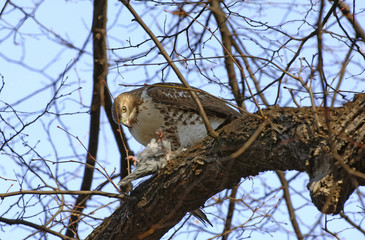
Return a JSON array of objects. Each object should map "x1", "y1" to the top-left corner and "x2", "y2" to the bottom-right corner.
[
  {"x1": 155, "y1": 128, "x2": 164, "y2": 142},
  {"x1": 126, "y1": 155, "x2": 139, "y2": 166},
  {"x1": 155, "y1": 129, "x2": 167, "y2": 153},
  {"x1": 155, "y1": 129, "x2": 173, "y2": 162}
]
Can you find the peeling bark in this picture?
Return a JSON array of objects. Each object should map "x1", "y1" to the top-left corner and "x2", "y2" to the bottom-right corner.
[{"x1": 87, "y1": 94, "x2": 365, "y2": 240}]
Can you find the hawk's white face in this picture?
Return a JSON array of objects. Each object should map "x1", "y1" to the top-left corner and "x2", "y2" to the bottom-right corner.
[
  {"x1": 112, "y1": 90, "x2": 166, "y2": 146},
  {"x1": 112, "y1": 93, "x2": 138, "y2": 128}
]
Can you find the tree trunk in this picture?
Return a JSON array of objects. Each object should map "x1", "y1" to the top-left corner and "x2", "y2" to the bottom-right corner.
[{"x1": 87, "y1": 94, "x2": 365, "y2": 240}]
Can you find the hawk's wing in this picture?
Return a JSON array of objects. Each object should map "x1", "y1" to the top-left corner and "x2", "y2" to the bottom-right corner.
[{"x1": 145, "y1": 83, "x2": 241, "y2": 119}]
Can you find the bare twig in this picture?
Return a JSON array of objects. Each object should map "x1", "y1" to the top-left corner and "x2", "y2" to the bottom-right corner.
[
  {"x1": 276, "y1": 171, "x2": 303, "y2": 240},
  {"x1": 221, "y1": 186, "x2": 238, "y2": 240},
  {"x1": 0, "y1": 217, "x2": 74, "y2": 240},
  {"x1": 209, "y1": 0, "x2": 242, "y2": 107},
  {"x1": 340, "y1": 212, "x2": 365, "y2": 235},
  {"x1": 0, "y1": 189, "x2": 125, "y2": 199},
  {"x1": 331, "y1": 0, "x2": 365, "y2": 41}
]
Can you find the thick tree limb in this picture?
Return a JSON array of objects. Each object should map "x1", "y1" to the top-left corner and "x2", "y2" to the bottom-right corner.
[{"x1": 87, "y1": 94, "x2": 365, "y2": 240}]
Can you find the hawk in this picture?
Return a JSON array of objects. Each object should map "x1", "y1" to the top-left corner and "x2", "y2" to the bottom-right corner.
[
  {"x1": 112, "y1": 82, "x2": 240, "y2": 150},
  {"x1": 112, "y1": 83, "x2": 240, "y2": 226}
]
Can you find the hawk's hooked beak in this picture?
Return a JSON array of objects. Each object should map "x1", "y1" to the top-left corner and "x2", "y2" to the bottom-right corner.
[{"x1": 122, "y1": 120, "x2": 133, "y2": 128}]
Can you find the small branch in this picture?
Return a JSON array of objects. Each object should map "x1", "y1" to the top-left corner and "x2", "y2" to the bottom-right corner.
[
  {"x1": 276, "y1": 171, "x2": 303, "y2": 240},
  {"x1": 331, "y1": 0, "x2": 365, "y2": 40},
  {"x1": 56, "y1": 126, "x2": 122, "y2": 192},
  {"x1": 0, "y1": 0, "x2": 10, "y2": 17},
  {"x1": 0, "y1": 190, "x2": 126, "y2": 200},
  {"x1": 297, "y1": 59, "x2": 320, "y2": 129},
  {"x1": 323, "y1": 215, "x2": 341, "y2": 240},
  {"x1": 221, "y1": 186, "x2": 238, "y2": 240},
  {"x1": 0, "y1": 217, "x2": 74, "y2": 240},
  {"x1": 330, "y1": 44, "x2": 353, "y2": 107},
  {"x1": 339, "y1": 212, "x2": 365, "y2": 235},
  {"x1": 230, "y1": 37, "x2": 269, "y2": 106},
  {"x1": 209, "y1": 0, "x2": 242, "y2": 107}
]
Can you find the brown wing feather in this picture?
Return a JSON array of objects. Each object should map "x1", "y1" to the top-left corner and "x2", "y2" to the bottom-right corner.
[{"x1": 145, "y1": 83, "x2": 240, "y2": 119}]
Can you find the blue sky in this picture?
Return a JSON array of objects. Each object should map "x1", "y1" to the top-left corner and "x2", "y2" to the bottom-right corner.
[{"x1": 1, "y1": 0, "x2": 365, "y2": 239}]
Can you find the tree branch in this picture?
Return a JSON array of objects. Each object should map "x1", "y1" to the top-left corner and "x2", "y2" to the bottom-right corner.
[
  {"x1": 87, "y1": 94, "x2": 365, "y2": 239},
  {"x1": 209, "y1": 0, "x2": 242, "y2": 106},
  {"x1": 331, "y1": 0, "x2": 365, "y2": 41},
  {"x1": 276, "y1": 171, "x2": 303, "y2": 240},
  {"x1": 221, "y1": 186, "x2": 238, "y2": 240},
  {"x1": 65, "y1": 0, "x2": 108, "y2": 237},
  {"x1": 0, "y1": 217, "x2": 73, "y2": 240}
]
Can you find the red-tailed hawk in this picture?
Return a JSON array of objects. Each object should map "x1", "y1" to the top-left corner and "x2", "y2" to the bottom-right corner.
[
  {"x1": 112, "y1": 82, "x2": 240, "y2": 150},
  {"x1": 112, "y1": 82, "x2": 240, "y2": 226}
]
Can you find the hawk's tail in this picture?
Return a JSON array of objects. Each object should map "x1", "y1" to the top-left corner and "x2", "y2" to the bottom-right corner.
[{"x1": 190, "y1": 208, "x2": 213, "y2": 227}]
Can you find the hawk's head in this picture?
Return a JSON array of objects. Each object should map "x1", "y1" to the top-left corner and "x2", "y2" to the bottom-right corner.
[{"x1": 112, "y1": 93, "x2": 139, "y2": 128}]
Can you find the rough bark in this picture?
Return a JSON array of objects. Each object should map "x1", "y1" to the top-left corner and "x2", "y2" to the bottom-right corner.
[{"x1": 87, "y1": 94, "x2": 365, "y2": 240}]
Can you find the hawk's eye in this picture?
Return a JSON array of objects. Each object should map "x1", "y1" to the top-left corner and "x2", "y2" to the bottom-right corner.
[{"x1": 122, "y1": 106, "x2": 127, "y2": 113}]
